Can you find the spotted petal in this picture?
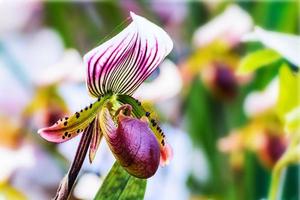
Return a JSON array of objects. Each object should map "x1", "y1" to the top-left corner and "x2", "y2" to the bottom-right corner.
[
  {"x1": 84, "y1": 12, "x2": 173, "y2": 97},
  {"x1": 38, "y1": 96, "x2": 108, "y2": 143}
]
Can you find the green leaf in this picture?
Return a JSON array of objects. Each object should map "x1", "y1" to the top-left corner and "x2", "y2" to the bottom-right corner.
[
  {"x1": 276, "y1": 64, "x2": 300, "y2": 120},
  {"x1": 285, "y1": 107, "x2": 300, "y2": 135},
  {"x1": 237, "y1": 49, "x2": 281, "y2": 75},
  {"x1": 94, "y1": 162, "x2": 147, "y2": 200},
  {"x1": 0, "y1": 183, "x2": 27, "y2": 200}
]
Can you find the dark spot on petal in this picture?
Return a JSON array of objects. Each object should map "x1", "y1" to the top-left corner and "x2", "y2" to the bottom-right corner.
[
  {"x1": 145, "y1": 112, "x2": 150, "y2": 117},
  {"x1": 64, "y1": 132, "x2": 68, "y2": 136},
  {"x1": 64, "y1": 121, "x2": 68, "y2": 126},
  {"x1": 80, "y1": 109, "x2": 83, "y2": 112},
  {"x1": 89, "y1": 104, "x2": 93, "y2": 109},
  {"x1": 161, "y1": 140, "x2": 165, "y2": 146},
  {"x1": 85, "y1": 107, "x2": 88, "y2": 111},
  {"x1": 62, "y1": 136, "x2": 65, "y2": 139},
  {"x1": 68, "y1": 134, "x2": 71, "y2": 138},
  {"x1": 151, "y1": 119, "x2": 156, "y2": 126},
  {"x1": 65, "y1": 117, "x2": 68, "y2": 120},
  {"x1": 97, "y1": 97, "x2": 101, "y2": 101},
  {"x1": 75, "y1": 112, "x2": 80, "y2": 118},
  {"x1": 135, "y1": 99, "x2": 141, "y2": 105},
  {"x1": 77, "y1": 129, "x2": 80, "y2": 133}
]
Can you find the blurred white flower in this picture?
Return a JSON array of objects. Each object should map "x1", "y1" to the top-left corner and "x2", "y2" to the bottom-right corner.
[
  {"x1": 0, "y1": 0, "x2": 41, "y2": 35},
  {"x1": 0, "y1": 28, "x2": 63, "y2": 86},
  {"x1": 73, "y1": 173, "x2": 102, "y2": 200},
  {"x1": 133, "y1": 59, "x2": 182, "y2": 102},
  {"x1": 0, "y1": 145, "x2": 34, "y2": 182},
  {"x1": 35, "y1": 49, "x2": 85, "y2": 86},
  {"x1": 0, "y1": 28, "x2": 85, "y2": 119},
  {"x1": 0, "y1": 62, "x2": 30, "y2": 118},
  {"x1": 244, "y1": 78, "x2": 279, "y2": 117},
  {"x1": 193, "y1": 4, "x2": 253, "y2": 47},
  {"x1": 145, "y1": 125, "x2": 194, "y2": 200},
  {"x1": 12, "y1": 145, "x2": 64, "y2": 200},
  {"x1": 243, "y1": 26, "x2": 300, "y2": 67}
]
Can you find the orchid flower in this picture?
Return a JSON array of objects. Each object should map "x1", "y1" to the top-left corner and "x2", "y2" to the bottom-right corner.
[
  {"x1": 38, "y1": 12, "x2": 173, "y2": 199},
  {"x1": 193, "y1": 4, "x2": 253, "y2": 48}
]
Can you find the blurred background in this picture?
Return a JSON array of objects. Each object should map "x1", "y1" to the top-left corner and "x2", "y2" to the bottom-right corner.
[{"x1": 0, "y1": 0, "x2": 299, "y2": 200}]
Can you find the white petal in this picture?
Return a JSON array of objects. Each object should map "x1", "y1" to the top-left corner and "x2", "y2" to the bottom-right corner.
[
  {"x1": 36, "y1": 49, "x2": 85, "y2": 86},
  {"x1": 244, "y1": 78, "x2": 279, "y2": 117},
  {"x1": 84, "y1": 12, "x2": 173, "y2": 97},
  {"x1": 193, "y1": 5, "x2": 253, "y2": 47},
  {"x1": 242, "y1": 26, "x2": 300, "y2": 67},
  {"x1": 133, "y1": 59, "x2": 182, "y2": 102}
]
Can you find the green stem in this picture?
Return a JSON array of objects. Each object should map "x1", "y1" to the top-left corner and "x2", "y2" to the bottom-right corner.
[
  {"x1": 268, "y1": 162, "x2": 285, "y2": 200},
  {"x1": 268, "y1": 146, "x2": 300, "y2": 200}
]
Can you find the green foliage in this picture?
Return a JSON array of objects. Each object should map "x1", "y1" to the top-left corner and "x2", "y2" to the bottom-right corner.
[
  {"x1": 237, "y1": 49, "x2": 281, "y2": 75},
  {"x1": 185, "y1": 79, "x2": 235, "y2": 197},
  {"x1": 94, "y1": 162, "x2": 147, "y2": 200},
  {"x1": 44, "y1": 2, "x2": 124, "y2": 52},
  {"x1": 285, "y1": 107, "x2": 300, "y2": 135},
  {"x1": 282, "y1": 165, "x2": 300, "y2": 199},
  {"x1": 239, "y1": 1, "x2": 299, "y2": 33},
  {"x1": 277, "y1": 64, "x2": 300, "y2": 121}
]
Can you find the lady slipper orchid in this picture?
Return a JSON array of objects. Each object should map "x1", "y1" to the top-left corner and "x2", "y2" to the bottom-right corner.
[{"x1": 38, "y1": 12, "x2": 173, "y2": 199}]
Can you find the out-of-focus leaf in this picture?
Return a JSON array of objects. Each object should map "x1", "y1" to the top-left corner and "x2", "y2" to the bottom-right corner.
[
  {"x1": 185, "y1": 79, "x2": 232, "y2": 196},
  {"x1": 276, "y1": 64, "x2": 300, "y2": 120},
  {"x1": 0, "y1": 183, "x2": 27, "y2": 200},
  {"x1": 237, "y1": 49, "x2": 281, "y2": 75},
  {"x1": 244, "y1": 151, "x2": 270, "y2": 200},
  {"x1": 285, "y1": 107, "x2": 300, "y2": 135},
  {"x1": 44, "y1": 2, "x2": 125, "y2": 53},
  {"x1": 282, "y1": 165, "x2": 300, "y2": 199},
  {"x1": 94, "y1": 162, "x2": 146, "y2": 200}
]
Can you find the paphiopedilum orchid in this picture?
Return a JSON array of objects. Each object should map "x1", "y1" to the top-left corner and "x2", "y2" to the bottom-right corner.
[{"x1": 38, "y1": 12, "x2": 173, "y2": 199}]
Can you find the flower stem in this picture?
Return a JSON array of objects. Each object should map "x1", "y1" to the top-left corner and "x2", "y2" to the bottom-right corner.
[
  {"x1": 54, "y1": 121, "x2": 94, "y2": 200},
  {"x1": 268, "y1": 163, "x2": 286, "y2": 200},
  {"x1": 268, "y1": 146, "x2": 300, "y2": 200}
]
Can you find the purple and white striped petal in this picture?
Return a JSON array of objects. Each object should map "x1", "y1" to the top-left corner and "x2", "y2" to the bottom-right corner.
[{"x1": 84, "y1": 12, "x2": 173, "y2": 97}]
